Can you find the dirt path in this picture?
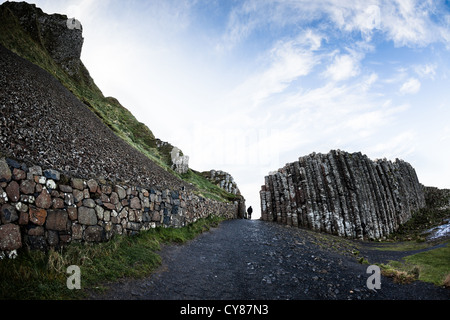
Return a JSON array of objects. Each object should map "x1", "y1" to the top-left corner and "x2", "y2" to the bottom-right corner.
[{"x1": 90, "y1": 219, "x2": 449, "y2": 300}]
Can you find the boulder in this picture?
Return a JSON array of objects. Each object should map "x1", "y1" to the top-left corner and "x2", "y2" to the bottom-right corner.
[
  {"x1": 87, "y1": 179, "x2": 98, "y2": 193},
  {"x1": 130, "y1": 197, "x2": 141, "y2": 209},
  {"x1": 20, "y1": 180, "x2": 36, "y2": 195},
  {"x1": 44, "y1": 169, "x2": 60, "y2": 181},
  {"x1": 83, "y1": 225, "x2": 104, "y2": 242},
  {"x1": 5, "y1": 181, "x2": 20, "y2": 202}
]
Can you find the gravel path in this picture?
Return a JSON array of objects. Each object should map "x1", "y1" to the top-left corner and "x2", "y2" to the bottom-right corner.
[{"x1": 91, "y1": 219, "x2": 450, "y2": 300}]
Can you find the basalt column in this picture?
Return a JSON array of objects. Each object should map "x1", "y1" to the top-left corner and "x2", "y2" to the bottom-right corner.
[{"x1": 260, "y1": 150, "x2": 426, "y2": 240}]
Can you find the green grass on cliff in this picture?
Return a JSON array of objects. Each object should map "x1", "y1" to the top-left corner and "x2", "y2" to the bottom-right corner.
[
  {"x1": 0, "y1": 215, "x2": 226, "y2": 300},
  {"x1": 0, "y1": 3, "x2": 236, "y2": 203}
]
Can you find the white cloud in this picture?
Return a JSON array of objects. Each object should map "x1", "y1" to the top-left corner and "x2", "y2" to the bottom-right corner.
[
  {"x1": 379, "y1": 0, "x2": 450, "y2": 48},
  {"x1": 216, "y1": 0, "x2": 324, "y2": 52},
  {"x1": 361, "y1": 72, "x2": 379, "y2": 92},
  {"x1": 399, "y1": 78, "x2": 421, "y2": 94},
  {"x1": 219, "y1": 0, "x2": 450, "y2": 49},
  {"x1": 228, "y1": 31, "x2": 323, "y2": 108},
  {"x1": 326, "y1": 2, "x2": 381, "y2": 40},
  {"x1": 367, "y1": 130, "x2": 416, "y2": 160},
  {"x1": 324, "y1": 53, "x2": 361, "y2": 82},
  {"x1": 414, "y1": 63, "x2": 436, "y2": 79}
]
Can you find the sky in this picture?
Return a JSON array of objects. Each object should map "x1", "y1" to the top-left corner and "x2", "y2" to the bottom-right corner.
[{"x1": 5, "y1": 0, "x2": 450, "y2": 218}]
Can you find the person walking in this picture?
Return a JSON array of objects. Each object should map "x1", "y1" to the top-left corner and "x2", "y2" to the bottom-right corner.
[{"x1": 247, "y1": 206, "x2": 253, "y2": 219}]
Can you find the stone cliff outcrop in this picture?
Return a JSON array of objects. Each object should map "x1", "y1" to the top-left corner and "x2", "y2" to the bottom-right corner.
[
  {"x1": 171, "y1": 147, "x2": 189, "y2": 174},
  {"x1": 2, "y1": 1, "x2": 84, "y2": 76},
  {"x1": 201, "y1": 170, "x2": 246, "y2": 219},
  {"x1": 202, "y1": 170, "x2": 241, "y2": 196},
  {"x1": 0, "y1": 1, "x2": 202, "y2": 180},
  {"x1": 260, "y1": 150, "x2": 426, "y2": 240}
]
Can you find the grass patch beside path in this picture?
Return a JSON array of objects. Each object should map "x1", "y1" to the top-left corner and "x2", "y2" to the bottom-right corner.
[
  {"x1": 0, "y1": 215, "x2": 226, "y2": 300},
  {"x1": 369, "y1": 241, "x2": 434, "y2": 252},
  {"x1": 378, "y1": 241, "x2": 450, "y2": 287},
  {"x1": 365, "y1": 203, "x2": 450, "y2": 288}
]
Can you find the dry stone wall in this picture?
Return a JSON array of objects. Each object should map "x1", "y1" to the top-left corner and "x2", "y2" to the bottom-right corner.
[
  {"x1": 260, "y1": 150, "x2": 426, "y2": 240},
  {"x1": 0, "y1": 157, "x2": 238, "y2": 256}
]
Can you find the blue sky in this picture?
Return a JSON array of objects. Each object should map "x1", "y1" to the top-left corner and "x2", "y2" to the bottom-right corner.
[{"x1": 7, "y1": 0, "x2": 450, "y2": 218}]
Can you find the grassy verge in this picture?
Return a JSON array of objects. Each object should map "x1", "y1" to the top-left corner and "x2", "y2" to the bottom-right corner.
[
  {"x1": 369, "y1": 241, "x2": 435, "y2": 252},
  {"x1": 366, "y1": 205, "x2": 450, "y2": 287},
  {"x1": 0, "y1": 215, "x2": 226, "y2": 300},
  {"x1": 378, "y1": 242, "x2": 450, "y2": 287}
]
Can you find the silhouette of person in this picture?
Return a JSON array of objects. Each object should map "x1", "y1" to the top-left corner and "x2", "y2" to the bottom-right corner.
[{"x1": 247, "y1": 206, "x2": 253, "y2": 219}]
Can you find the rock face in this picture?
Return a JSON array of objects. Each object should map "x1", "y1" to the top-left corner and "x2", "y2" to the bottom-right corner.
[
  {"x1": 201, "y1": 170, "x2": 247, "y2": 218},
  {"x1": 260, "y1": 150, "x2": 426, "y2": 240},
  {"x1": 2, "y1": 1, "x2": 84, "y2": 76},
  {"x1": 171, "y1": 147, "x2": 189, "y2": 174},
  {"x1": 202, "y1": 170, "x2": 241, "y2": 196}
]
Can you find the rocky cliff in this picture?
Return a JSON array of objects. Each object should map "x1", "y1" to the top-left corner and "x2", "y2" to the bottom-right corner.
[
  {"x1": 260, "y1": 150, "x2": 426, "y2": 240},
  {"x1": 2, "y1": 1, "x2": 84, "y2": 76}
]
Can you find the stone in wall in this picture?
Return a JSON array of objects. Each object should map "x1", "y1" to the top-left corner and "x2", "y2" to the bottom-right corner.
[{"x1": 260, "y1": 150, "x2": 426, "y2": 240}]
